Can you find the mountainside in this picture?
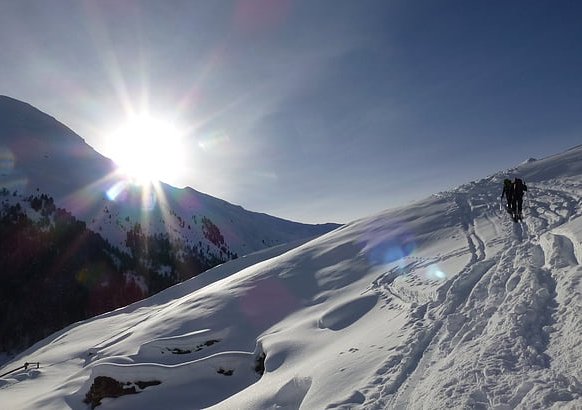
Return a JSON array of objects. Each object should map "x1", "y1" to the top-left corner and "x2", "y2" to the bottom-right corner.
[
  {"x1": 0, "y1": 96, "x2": 337, "y2": 255},
  {"x1": 0, "y1": 95, "x2": 339, "y2": 354},
  {"x1": 1, "y1": 145, "x2": 581, "y2": 409}
]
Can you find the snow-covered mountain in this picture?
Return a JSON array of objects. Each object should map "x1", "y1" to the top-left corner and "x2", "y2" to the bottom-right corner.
[
  {"x1": 0, "y1": 95, "x2": 338, "y2": 256},
  {"x1": 2, "y1": 142, "x2": 581, "y2": 409},
  {"x1": 0, "y1": 95, "x2": 338, "y2": 355}
]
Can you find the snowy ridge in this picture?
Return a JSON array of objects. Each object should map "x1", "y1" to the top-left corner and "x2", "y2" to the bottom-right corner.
[
  {"x1": 1, "y1": 146, "x2": 582, "y2": 409},
  {"x1": 0, "y1": 96, "x2": 338, "y2": 355},
  {"x1": 0, "y1": 95, "x2": 338, "y2": 258}
]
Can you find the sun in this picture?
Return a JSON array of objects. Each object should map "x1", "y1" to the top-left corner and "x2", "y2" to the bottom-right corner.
[{"x1": 105, "y1": 115, "x2": 186, "y2": 185}]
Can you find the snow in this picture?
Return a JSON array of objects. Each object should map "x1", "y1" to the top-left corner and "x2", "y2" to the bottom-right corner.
[
  {"x1": 2, "y1": 137, "x2": 582, "y2": 408},
  {"x1": 0, "y1": 95, "x2": 338, "y2": 259}
]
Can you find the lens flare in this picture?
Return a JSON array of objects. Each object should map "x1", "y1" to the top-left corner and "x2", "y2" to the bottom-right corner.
[
  {"x1": 105, "y1": 179, "x2": 158, "y2": 210},
  {"x1": 364, "y1": 228, "x2": 417, "y2": 267},
  {"x1": 239, "y1": 278, "x2": 300, "y2": 329},
  {"x1": 197, "y1": 131, "x2": 230, "y2": 152},
  {"x1": 0, "y1": 146, "x2": 28, "y2": 191},
  {"x1": 0, "y1": 147, "x2": 15, "y2": 173},
  {"x1": 425, "y1": 264, "x2": 447, "y2": 281},
  {"x1": 106, "y1": 180, "x2": 128, "y2": 201}
]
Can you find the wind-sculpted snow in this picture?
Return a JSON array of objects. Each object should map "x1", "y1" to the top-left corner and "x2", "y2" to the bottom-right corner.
[
  {"x1": 0, "y1": 96, "x2": 339, "y2": 356},
  {"x1": 318, "y1": 295, "x2": 378, "y2": 331},
  {"x1": 1, "y1": 146, "x2": 582, "y2": 409}
]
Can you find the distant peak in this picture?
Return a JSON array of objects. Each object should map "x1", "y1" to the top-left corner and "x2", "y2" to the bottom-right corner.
[
  {"x1": 0, "y1": 94, "x2": 35, "y2": 106},
  {"x1": 0, "y1": 95, "x2": 73, "y2": 139},
  {"x1": 0, "y1": 95, "x2": 51, "y2": 118}
]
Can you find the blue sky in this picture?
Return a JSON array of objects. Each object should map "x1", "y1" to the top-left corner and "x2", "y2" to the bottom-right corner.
[{"x1": 1, "y1": 1, "x2": 581, "y2": 223}]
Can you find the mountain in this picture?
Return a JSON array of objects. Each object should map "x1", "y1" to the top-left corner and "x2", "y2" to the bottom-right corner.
[
  {"x1": 0, "y1": 95, "x2": 339, "y2": 354},
  {"x1": 0, "y1": 96, "x2": 338, "y2": 254},
  {"x1": 1, "y1": 144, "x2": 581, "y2": 409}
]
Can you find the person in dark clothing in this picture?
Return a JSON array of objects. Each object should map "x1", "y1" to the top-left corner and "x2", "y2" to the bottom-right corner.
[
  {"x1": 511, "y1": 178, "x2": 527, "y2": 220},
  {"x1": 501, "y1": 178, "x2": 514, "y2": 213}
]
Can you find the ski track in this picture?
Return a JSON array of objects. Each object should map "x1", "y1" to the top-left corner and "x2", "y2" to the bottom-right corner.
[
  {"x1": 364, "y1": 178, "x2": 582, "y2": 408},
  {"x1": 365, "y1": 192, "x2": 494, "y2": 408}
]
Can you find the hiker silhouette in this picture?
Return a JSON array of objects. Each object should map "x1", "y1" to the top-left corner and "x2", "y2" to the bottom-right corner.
[
  {"x1": 511, "y1": 178, "x2": 527, "y2": 220},
  {"x1": 501, "y1": 178, "x2": 514, "y2": 213}
]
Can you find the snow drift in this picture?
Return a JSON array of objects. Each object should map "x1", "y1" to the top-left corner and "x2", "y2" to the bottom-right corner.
[{"x1": 1, "y1": 145, "x2": 581, "y2": 409}]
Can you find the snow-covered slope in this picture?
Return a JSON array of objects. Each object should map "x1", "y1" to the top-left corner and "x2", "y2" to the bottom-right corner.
[
  {"x1": 0, "y1": 95, "x2": 338, "y2": 357},
  {"x1": 0, "y1": 95, "x2": 338, "y2": 258},
  {"x1": 2, "y1": 145, "x2": 581, "y2": 409}
]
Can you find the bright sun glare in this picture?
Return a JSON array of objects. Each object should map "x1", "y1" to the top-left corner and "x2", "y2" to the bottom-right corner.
[{"x1": 106, "y1": 116, "x2": 185, "y2": 185}]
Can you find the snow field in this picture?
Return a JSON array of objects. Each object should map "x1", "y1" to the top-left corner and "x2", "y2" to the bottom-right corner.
[{"x1": 1, "y1": 146, "x2": 582, "y2": 409}]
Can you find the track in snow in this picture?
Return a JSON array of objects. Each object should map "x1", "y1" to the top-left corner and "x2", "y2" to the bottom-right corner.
[{"x1": 366, "y1": 176, "x2": 582, "y2": 408}]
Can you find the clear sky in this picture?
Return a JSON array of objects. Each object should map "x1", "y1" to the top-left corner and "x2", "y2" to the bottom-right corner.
[{"x1": 1, "y1": 1, "x2": 581, "y2": 224}]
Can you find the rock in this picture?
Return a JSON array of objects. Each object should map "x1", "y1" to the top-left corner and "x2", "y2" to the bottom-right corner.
[{"x1": 83, "y1": 376, "x2": 161, "y2": 409}]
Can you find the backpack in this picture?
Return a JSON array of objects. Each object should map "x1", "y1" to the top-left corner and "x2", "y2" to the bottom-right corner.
[
  {"x1": 502, "y1": 179, "x2": 514, "y2": 197},
  {"x1": 514, "y1": 178, "x2": 527, "y2": 196}
]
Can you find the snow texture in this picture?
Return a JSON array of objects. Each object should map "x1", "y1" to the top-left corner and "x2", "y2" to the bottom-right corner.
[{"x1": 2, "y1": 141, "x2": 582, "y2": 408}]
